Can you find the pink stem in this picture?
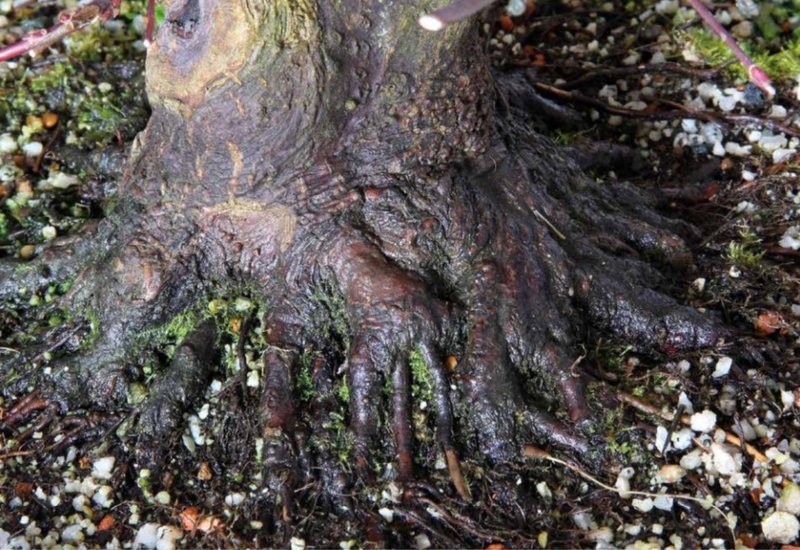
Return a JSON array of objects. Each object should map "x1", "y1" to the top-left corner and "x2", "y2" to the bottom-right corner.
[
  {"x1": 0, "y1": 0, "x2": 118, "y2": 62},
  {"x1": 144, "y1": 0, "x2": 156, "y2": 45},
  {"x1": 685, "y1": 0, "x2": 775, "y2": 99}
]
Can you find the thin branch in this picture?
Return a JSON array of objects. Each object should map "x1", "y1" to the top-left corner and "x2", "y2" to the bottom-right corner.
[
  {"x1": 0, "y1": 0, "x2": 119, "y2": 62},
  {"x1": 685, "y1": 0, "x2": 775, "y2": 99},
  {"x1": 560, "y1": 60, "x2": 735, "y2": 90},
  {"x1": 528, "y1": 77, "x2": 800, "y2": 138},
  {"x1": 144, "y1": 0, "x2": 156, "y2": 46},
  {"x1": 523, "y1": 445, "x2": 736, "y2": 544}
]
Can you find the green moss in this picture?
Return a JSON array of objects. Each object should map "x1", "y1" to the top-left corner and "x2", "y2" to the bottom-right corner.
[
  {"x1": 727, "y1": 229, "x2": 764, "y2": 270},
  {"x1": 138, "y1": 309, "x2": 200, "y2": 359},
  {"x1": 336, "y1": 377, "x2": 350, "y2": 404},
  {"x1": 409, "y1": 348, "x2": 433, "y2": 403},
  {"x1": 684, "y1": 28, "x2": 800, "y2": 83},
  {"x1": 296, "y1": 347, "x2": 317, "y2": 402},
  {"x1": 310, "y1": 280, "x2": 350, "y2": 347}
]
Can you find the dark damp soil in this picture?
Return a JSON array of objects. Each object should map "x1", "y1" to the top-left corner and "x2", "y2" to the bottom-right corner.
[{"x1": 1, "y1": 0, "x2": 798, "y2": 548}]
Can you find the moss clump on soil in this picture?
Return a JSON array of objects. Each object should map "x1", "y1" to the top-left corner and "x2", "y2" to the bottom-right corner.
[{"x1": 683, "y1": 28, "x2": 800, "y2": 84}]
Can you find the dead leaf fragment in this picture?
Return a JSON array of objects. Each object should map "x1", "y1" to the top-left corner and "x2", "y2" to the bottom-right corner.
[
  {"x1": 197, "y1": 462, "x2": 212, "y2": 481},
  {"x1": 97, "y1": 514, "x2": 116, "y2": 531},
  {"x1": 755, "y1": 311, "x2": 783, "y2": 335}
]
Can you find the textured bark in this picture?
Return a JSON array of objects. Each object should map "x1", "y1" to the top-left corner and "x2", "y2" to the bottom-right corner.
[{"x1": 1, "y1": 0, "x2": 726, "y2": 543}]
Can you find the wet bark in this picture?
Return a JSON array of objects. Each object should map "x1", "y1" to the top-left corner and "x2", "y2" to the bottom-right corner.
[{"x1": 1, "y1": 0, "x2": 727, "y2": 543}]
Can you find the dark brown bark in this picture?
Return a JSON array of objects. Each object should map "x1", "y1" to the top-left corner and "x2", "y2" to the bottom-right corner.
[{"x1": 1, "y1": 0, "x2": 727, "y2": 544}]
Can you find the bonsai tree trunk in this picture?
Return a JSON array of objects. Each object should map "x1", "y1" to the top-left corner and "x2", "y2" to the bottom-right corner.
[{"x1": 1, "y1": 0, "x2": 724, "y2": 541}]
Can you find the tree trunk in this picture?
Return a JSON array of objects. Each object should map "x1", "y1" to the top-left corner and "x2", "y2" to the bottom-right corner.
[{"x1": 1, "y1": 0, "x2": 726, "y2": 544}]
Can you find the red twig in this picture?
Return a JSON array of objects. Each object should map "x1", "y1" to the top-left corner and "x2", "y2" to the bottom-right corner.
[
  {"x1": 0, "y1": 0, "x2": 120, "y2": 62},
  {"x1": 685, "y1": 0, "x2": 775, "y2": 99},
  {"x1": 144, "y1": 0, "x2": 156, "y2": 46}
]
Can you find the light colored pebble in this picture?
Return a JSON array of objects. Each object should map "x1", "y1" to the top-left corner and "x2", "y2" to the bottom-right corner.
[
  {"x1": 712, "y1": 356, "x2": 732, "y2": 378},
  {"x1": 225, "y1": 492, "x2": 245, "y2": 507},
  {"x1": 671, "y1": 428, "x2": 694, "y2": 450},
  {"x1": 680, "y1": 448, "x2": 703, "y2": 470},
  {"x1": 773, "y1": 148, "x2": 796, "y2": 165},
  {"x1": 0, "y1": 133, "x2": 17, "y2": 153},
  {"x1": 632, "y1": 497, "x2": 654, "y2": 512},
  {"x1": 22, "y1": 141, "x2": 43, "y2": 158},
  {"x1": 778, "y1": 483, "x2": 800, "y2": 516},
  {"x1": 156, "y1": 525, "x2": 182, "y2": 550},
  {"x1": 658, "y1": 464, "x2": 686, "y2": 483},
  {"x1": 762, "y1": 511, "x2": 799, "y2": 544},
  {"x1": 711, "y1": 443, "x2": 740, "y2": 476},
  {"x1": 92, "y1": 456, "x2": 115, "y2": 480},
  {"x1": 653, "y1": 495, "x2": 674, "y2": 511},
  {"x1": 690, "y1": 410, "x2": 717, "y2": 432},
  {"x1": 134, "y1": 523, "x2": 160, "y2": 549}
]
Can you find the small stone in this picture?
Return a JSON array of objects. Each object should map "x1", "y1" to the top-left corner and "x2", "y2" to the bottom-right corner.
[
  {"x1": 743, "y1": 82, "x2": 766, "y2": 109},
  {"x1": 414, "y1": 533, "x2": 432, "y2": 549},
  {"x1": 711, "y1": 443, "x2": 739, "y2": 475},
  {"x1": 48, "y1": 172, "x2": 80, "y2": 189},
  {"x1": 92, "y1": 456, "x2": 115, "y2": 480},
  {"x1": 21, "y1": 141, "x2": 42, "y2": 158},
  {"x1": 712, "y1": 141, "x2": 725, "y2": 156},
  {"x1": 680, "y1": 449, "x2": 703, "y2": 470},
  {"x1": 717, "y1": 95, "x2": 738, "y2": 112},
  {"x1": 197, "y1": 462, "x2": 212, "y2": 481},
  {"x1": 0, "y1": 133, "x2": 17, "y2": 154},
  {"x1": 681, "y1": 119, "x2": 698, "y2": 133},
  {"x1": 658, "y1": 464, "x2": 686, "y2": 483},
  {"x1": 712, "y1": 356, "x2": 732, "y2": 378},
  {"x1": 62, "y1": 524, "x2": 84, "y2": 543},
  {"x1": 41, "y1": 226, "x2": 56, "y2": 240},
  {"x1": 773, "y1": 148, "x2": 796, "y2": 165},
  {"x1": 778, "y1": 482, "x2": 800, "y2": 516},
  {"x1": 92, "y1": 486, "x2": 113, "y2": 508},
  {"x1": 736, "y1": 201, "x2": 756, "y2": 214},
  {"x1": 291, "y1": 538, "x2": 306, "y2": 550},
  {"x1": 732, "y1": 20, "x2": 753, "y2": 38},
  {"x1": 536, "y1": 481, "x2": 552, "y2": 499},
  {"x1": 759, "y1": 133, "x2": 787, "y2": 154},
  {"x1": 769, "y1": 105, "x2": 788, "y2": 119},
  {"x1": 632, "y1": 497, "x2": 654, "y2": 512},
  {"x1": 725, "y1": 142, "x2": 751, "y2": 157},
  {"x1": 155, "y1": 491, "x2": 171, "y2": 505},
  {"x1": 134, "y1": 523, "x2": 160, "y2": 549},
  {"x1": 615, "y1": 467, "x2": 634, "y2": 499},
  {"x1": 655, "y1": 425, "x2": 669, "y2": 452},
  {"x1": 378, "y1": 508, "x2": 394, "y2": 522},
  {"x1": 573, "y1": 512, "x2": 592, "y2": 530},
  {"x1": 225, "y1": 492, "x2": 245, "y2": 507},
  {"x1": 762, "y1": 511, "x2": 799, "y2": 544},
  {"x1": 779, "y1": 226, "x2": 800, "y2": 250},
  {"x1": 156, "y1": 525, "x2": 182, "y2": 550},
  {"x1": 41, "y1": 112, "x2": 58, "y2": 129},
  {"x1": 589, "y1": 527, "x2": 614, "y2": 543},
  {"x1": 671, "y1": 428, "x2": 693, "y2": 450},
  {"x1": 653, "y1": 495, "x2": 674, "y2": 511},
  {"x1": 690, "y1": 410, "x2": 717, "y2": 432}
]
